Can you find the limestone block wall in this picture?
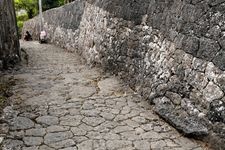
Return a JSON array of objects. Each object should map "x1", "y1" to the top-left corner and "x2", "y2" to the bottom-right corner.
[
  {"x1": 23, "y1": 0, "x2": 225, "y2": 145},
  {"x1": 0, "y1": 0, "x2": 20, "y2": 69}
]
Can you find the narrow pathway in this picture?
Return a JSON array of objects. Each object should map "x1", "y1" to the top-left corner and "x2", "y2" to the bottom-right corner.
[{"x1": 1, "y1": 41, "x2": 207, "y2": 150}]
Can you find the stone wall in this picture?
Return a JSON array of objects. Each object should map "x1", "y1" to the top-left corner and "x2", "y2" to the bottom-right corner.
[
  {"x1": 0, "y1": 0, "x2": 20, "y2": 69},
  {"x1": 23, "y1": 0, "x2": 225, "y2": 147}
]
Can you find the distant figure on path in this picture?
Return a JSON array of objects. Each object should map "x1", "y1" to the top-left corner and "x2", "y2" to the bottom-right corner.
[
  {"x1": 39, "y1": 30, "x2": 47, "y2": 43},
  {"x1": 24, "y1": 31, "x2": 32, "y2": 41}
]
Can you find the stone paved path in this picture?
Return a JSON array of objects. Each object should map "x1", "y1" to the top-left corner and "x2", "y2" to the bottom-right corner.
[{"x1": 0, "y1": 41, "x2": 208, "y2": 150}]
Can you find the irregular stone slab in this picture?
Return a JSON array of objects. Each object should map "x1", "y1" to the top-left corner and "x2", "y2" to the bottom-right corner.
[
  {"x1": 164, "y1": 139, "x2": 178, "y2": 147},
  {"x1": 123, "y1": 119, "x2": 139, "y2": 128},
  {"x1": 86, "y1": 131, "x2": 103, "y2": 140},
  {"x1": 70, "y1": 85, "x2": 96, "y2": 98},
  {"x1": 71, "y1": 127, "x2": 87, "y2": 136},
  {"x1": 47, "y1": 125, "x2": 70, "y2": 133},
  {"x1": 60, "y1": 115, "x2": 83, "y2": 127},
  {"x1": 78, "y1": 123, "x2": 94, "y2": 131},
  {"x1": 97, "y1": 78, "x2": 122, "y2": 95},
  {"x1": 100, "y1": 112, "x2": 115, "y2": 120},
  {"x1": 82, "y1": 101, "x2": 95, "y2": 110},
  {"x1": 131, "y1": 116, "x2": 147, "y2": 124},
  {"x1": 94, "y1": 123, "x2": 110, "y2": 133},
  {"x1": 19, "y1": 112, "x2": 38, "y2": 120},
  {"x1": 49, "y1": 108, "x2": 69, "y2": 117},
  {"x1": 203, "y1": 82, "x2": 224, "y2": 102},
  {"x1": 103, "y1": 132, "x2": 120, "y2": 140},
  {"x1": 77, "y1": 140, "x2": 93, "y2": 150},
  {"x1": 121, "y1": 106, "x2": 131, "y2": 115},
  {"x1": 22, "y1": 146, "x2": 39, "y2": 150},
  {"x1": 25, "y1": 95, "x2": 52, "y2": 106},
  {"x1": 113, "y1": 126, "x2": 133, "y2": 133},
  {"x1": 140, "y1": 124, "x2": 153, "y2": 131},
  {"x1": 115, "y1": 101, "x2": 127, "y2": 109},
  {"x1": 36, "y1": 115, "x2": 59, "y2": 125},
  {"x1": 23, "y1": 137, "x2": 43, "y2": 146},
  {"x1": 10, "y1": 130, "x2": 25, "y2": 139},
  {"x1": 59, "y1": 147, "x2": 78, "y2": 150},
  {"x1": 44, "y1": 131, "x2": 73, "y2": 144},
  {"x1": 68, "y1": 108, "x2": 81, "y2": 115},
  {"x1": 106, "y1": 140, "x2": 132, "y2": 150},
  {"x1": 39, "y1": 145, "x2": 55, "y2": 150},
  {"x1": 2, "y1": 139, "x2": 23, "y2": 150},
  {"x1": 82, "y1": 117, "x2": 105, "y2": 127},
  {"x1": 117, "y1": 114, "x2": 131, "y2": 123},
  {"x1": 25, "y1": 128, "x2": 46, "y2": 136},
  {"x1": 10, "y1": 117, "x2": 35, "y2": 130},
  {"x1": 73, "y1": 136, "x2": 88, "y2": 143},
  {"x1": 48, "y1": 139, "x2": 76, "y2": 149},
  {"x1": 61, "y1": 103, "x2": 82, "y2": 109},
  {"x1": 173, "y1": 136, "x2": 201, "y2": 149},
  {"x1": 155, "y1": 104, "x2": 208, "y2": 137},
  {"x1": 150, "y1": 140, "x2": 167, "y2": 149},
  {"x1": 140, "y1": 131, "x2": 160, "y2": 140},
  {"x1": 120, "y1": 131, "x2": 141, "y2": 140},
  {"x1": 3, "y1": 106, "x2": 19, "y2": 120},
  {"x1": 93, "y1": 139, "x2": 106, "y2": 150},
  {"x1": 134, "y1": 140, "x2": 151, "y2": 150},
  {"x1": 81, "y1": 109, "x2": 100, "y2": 117}
]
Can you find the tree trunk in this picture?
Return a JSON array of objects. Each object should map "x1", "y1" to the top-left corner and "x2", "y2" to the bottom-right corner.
[{"x1": 0, "y1": 0, "x2": 20, "y2": 69}]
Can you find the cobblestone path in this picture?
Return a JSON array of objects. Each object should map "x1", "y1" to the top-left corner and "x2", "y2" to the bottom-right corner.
[{"x1": 1, "y1": 41, "x2": 208, "y2": 150}]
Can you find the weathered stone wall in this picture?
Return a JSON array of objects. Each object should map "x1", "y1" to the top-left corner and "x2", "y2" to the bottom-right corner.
[
  {"x1": 23, "y1": 0, "x2": 225, "y2": 146},
  {"x1": 0, "y1": 0, "x2": 20, "y2": 69}
]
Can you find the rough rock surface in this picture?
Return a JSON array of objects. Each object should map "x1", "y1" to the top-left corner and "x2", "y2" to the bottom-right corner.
[
  {"x1": 208, "y1": 100, "x2": 225, "y2": 123},
  {"x1": 154, "y1": 100, "x2": 208, "y2": 137},
  {"x1": 0, "y1": 41, "x2": 207, "y2": 150}
]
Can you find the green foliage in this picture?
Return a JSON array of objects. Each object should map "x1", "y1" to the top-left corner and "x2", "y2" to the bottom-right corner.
[
  {"x1": 15, "y1": 0, "x2": 38, "y2": 19},
  {"x1": 17, "y1": 20, "x2": 24, "y2": 35},
  {"x1": 16, "y1": 13, "x2": 28, "y2": 21},
  {"x1": 14, "y1": 0, "x2": 65, "y2": 35},
  {"x1": 14, "y1": 0, "x2": 63, "y2": 36},
  {"x1": 14, "y1": 0, "x2": 65, "y2": 18},
  {"x1": 42, "y1": 0, "x2": 64, "y2": 11},
  {"x1": 16, "y1": 13, "x2": 28, "y2": 37},
  {"x1": 14, "y1": 0, "x2": 64, "y2": 35},
  {"x1": 58, "y1": 0, "x2": 65, "y2": 6}
]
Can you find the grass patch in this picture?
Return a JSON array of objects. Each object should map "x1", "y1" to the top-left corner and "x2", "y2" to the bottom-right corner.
[{"x1": 16, "y1": 13, "x2": 29, "y2": 38}]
